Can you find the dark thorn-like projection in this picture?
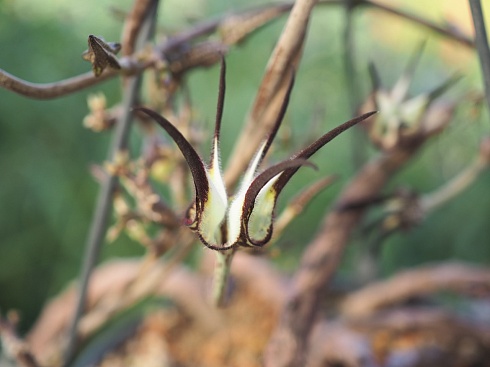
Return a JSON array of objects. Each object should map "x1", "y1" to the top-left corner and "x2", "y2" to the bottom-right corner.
[
  {"x1": 135, "y1": 107, "x2": 209, "y2": 219},
  {"x1": 273, "y1": 111, "x2": 377, "y2": 194}
]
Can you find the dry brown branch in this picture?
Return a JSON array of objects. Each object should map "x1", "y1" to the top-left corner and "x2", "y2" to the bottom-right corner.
[
  {"x1": 25, "y1": 254, "x2": 490, "y2": 366},
  {"x1": 264, "y1": 105, "x2": 451, "y2": 366},
  {"x1": 1, "y1": 1, "x2": 473, "y2": 100},
  {"x1": 27, "y1": 256, "x2": 220, "y2": 365},
  {"x1": 307, "y1": 322, "x2": 375, "y2": 367},
  {"x1": 121, "y1": 0, "x2": 153, "y2": 56},
  {"x1": 311, "y1": 308, "x2": 490, "y2": 367},
  {"x1": 157, "y1": 2, "x2": 321, "y2": 56},
  {"x1": 74, "y1": 229, "x2": 197, "y2": 339},
  {"x1": 340, "y1": 262, "x2": 490, "y2": 319},
  {"x1": 219, "y1": 3, "x2": 293, "y2": 46},
  {"x1": 0, "y1": 3, "x2": 298, "y2": 101},
  {"x1": 351, "y1": 307, "x2": 490, "y2": 366},
  {"x1": 214, "y1": 0, "x2": 472, "y2": 188},
  {"x1": 224, "y1": 0, "x2": 319, "y2": 189},
  {"x1": 0, "y1": 69, "x2": 119, "y2": 100},
  {"x1": 28, "y1": 252, "x2": 286, "y2": 366},
  {"x1": 273, "y1": 176, "x2": 337, "y2": 239}
]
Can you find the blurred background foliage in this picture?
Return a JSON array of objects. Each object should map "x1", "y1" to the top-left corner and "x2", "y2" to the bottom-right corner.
[{"x1": 0, "y1": 0, "x2": 489, "y2": 332}]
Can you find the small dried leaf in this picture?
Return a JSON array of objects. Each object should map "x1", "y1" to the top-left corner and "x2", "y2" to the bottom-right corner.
[{"x1": 82, "y1": 35, "x2": 122, "y2": 77}]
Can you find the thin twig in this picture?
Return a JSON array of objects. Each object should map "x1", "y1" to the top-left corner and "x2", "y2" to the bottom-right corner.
[
  {"x1": 63, "y1": 1, "x2": 160, "y2": 364},
  {"x1": 273, "y1": 176, "x2": 337, "y2": 240},
  {"x1": 0, "y1": 3, "x2": 293, "y2": 100},
  {"x1": 27, "y1": 255, "x2": 221, "y2": 363},
  {"x1": 57, "y1": 230, "x2": 196, "y2": 347},
  {"x1": 470, "y1": 0, "x2": 490, "y2": 123},
  {"x1": 77, "y1": 231, "x2": 199, "y2": 338},
  {"x1": 0, "y1": 68, "x2": 119, "y2": 100},
  {"x1": 1, "y1": 1, "x2": 474, "y2": 100},
  {"x1": 363, "y1": 0, "x2": 475, "y2": 48},
  {"x1": 121, "y1": 0, "x2": 153, "y2": 56}
]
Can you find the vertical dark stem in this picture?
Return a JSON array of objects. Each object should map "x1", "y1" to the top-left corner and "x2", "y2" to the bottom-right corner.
[
  {"x1": 342, "y1": 0, "x2": 366, "y2": 167},
  {"x1": 470, "y1": 0, "x2": 490, "y2": 121},
  {"x1": 63, "y1": 1, "x2": 160, "y2": 364}
]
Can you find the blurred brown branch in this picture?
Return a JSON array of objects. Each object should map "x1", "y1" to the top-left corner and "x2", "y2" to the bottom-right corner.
[
  {"x1": 0, "y1": 0, "x2": 473, "y2": 100},
  {"x1": 0, "y1": 2, "x2": 293, "y2": 100},
  {"x1": 364, "y1": 0, "x2": 475, "y2": 48},
  {"x1": 224, "y1": 0, "x2": 319, "y2": 189},
  {"x1": 25, "y1": 255, "x2": 490, "y2": 367},
  {"x1": 265, "y1": 106, "x2": 451, "y2": 366},
  {"x1": 341, "y1": 263, "x2": 490, "y2": 319},
  {"x1": 0, "y1": 69, "x2": 119, "y2": 100},
  {"x1": 121, "y1": 0, "x2": 153, "y2": 56}
]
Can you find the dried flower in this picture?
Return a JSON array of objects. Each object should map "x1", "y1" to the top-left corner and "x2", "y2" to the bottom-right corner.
[
  {"x1": 362, "y1": 44, "x2": 459, "y2": 150},
  {"x1": 136, "y1": 59, "x2": 375, "y2": 250}
]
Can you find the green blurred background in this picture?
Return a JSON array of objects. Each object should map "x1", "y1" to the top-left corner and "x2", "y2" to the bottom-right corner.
[{"x1": 1, "y1": 0, "x2": 489, "y2": 332}]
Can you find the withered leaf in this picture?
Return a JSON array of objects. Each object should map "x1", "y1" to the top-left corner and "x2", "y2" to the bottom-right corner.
[{"x1": 82, "y1": 35, "x2": 121, "y2": 77}]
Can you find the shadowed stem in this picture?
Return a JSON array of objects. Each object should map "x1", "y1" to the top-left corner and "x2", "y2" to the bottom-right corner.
[
  {"x1": 470, "y1": 0, "x2": 490, "y2": 121},
  {"x1": 63, "y1": 0, "x2": 160, "y2": 364},
  {"x1": 64, "y1": 78, "x2": 141, "y2": 364},
  {"x1": 212, "y1": 248, "x2": 236, "y2": 307}
]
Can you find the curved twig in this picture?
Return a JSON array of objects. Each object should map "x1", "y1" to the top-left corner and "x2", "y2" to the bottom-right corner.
[
  {"x1": 363, "y1": 0, "x2": 475, "y2": 48},
  {"x1": 0, "y1": 68, "x2": 119, "y2": 100},
  {"x1": 121, "y1": 0, "x2": 153, "y2": 56},
  {"x1": 1, "y1": 0, "x2": 474, "y2": 100},
  {"x1": 341, "y1": 262, "x2": 490, "y2": 318}
]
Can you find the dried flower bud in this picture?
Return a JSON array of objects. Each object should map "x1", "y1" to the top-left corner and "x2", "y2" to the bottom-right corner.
[
  {"x1": 361, "y1": 45, "x2": 459, "y2": 151},
  {"x1": 87, "y1": 92, "x2": 107, "y2": 111},
  {"x1": 83, "y1": 93, "x2": 118, "y2": 132}
]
